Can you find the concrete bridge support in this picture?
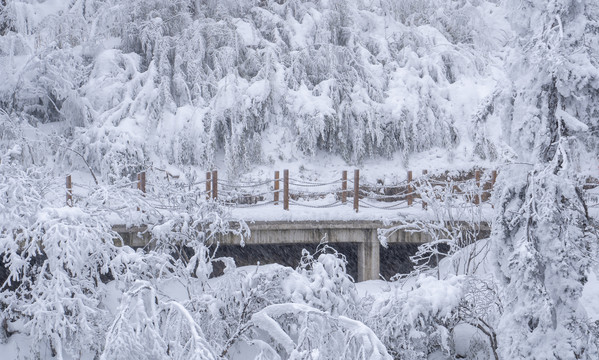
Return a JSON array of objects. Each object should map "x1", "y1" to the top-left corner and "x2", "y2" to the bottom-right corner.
[{"x1": 357, "y1": 230, "x2": 380, "y2": 282}]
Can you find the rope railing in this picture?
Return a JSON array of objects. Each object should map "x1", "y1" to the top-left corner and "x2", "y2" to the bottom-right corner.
[
  {"x1": 288, "y1": 177, "x2": 343, "y2": 187},
  {"x1": 220, "y1": 179, "x2": 274, "y2": 188},
  {"x1": 56, "y1": 168, "x2": 599, "y2": 214}
]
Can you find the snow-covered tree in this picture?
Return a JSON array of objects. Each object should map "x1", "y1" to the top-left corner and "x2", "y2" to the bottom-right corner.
[
  {"x1": 504, "y1": 0, "x2": 599, "y2": 166},
  {"x1": 0, "y1": 164, "x2": 119, "y2": 358},
  {"x1": 487, "y1": 0, "x2": 599, "y2": 357},
  {"x1": 492, "y1": 163, "x2": 598, "y2": 359}
]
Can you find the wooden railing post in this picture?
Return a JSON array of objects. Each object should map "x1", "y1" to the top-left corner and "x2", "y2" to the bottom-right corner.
[
  {"x1": 283, "y1": 169, "x2": 289, "y2": 210},
  {"x1": 421, "y1": 170, "x2": 427, "y2": 210},
  {"x1": 212, "y1": 170, "x2": 218, "y2": 200},
  {"x1": 474, "y1": 170, "x2": 481, "y2": 205},
  {"x1": 140, "y1": 171, "x2": 146, "y2": 193},
  {"x1": 66, "y1": 175, "x2": 72, "y2": 207},
  {"x1": 274, "y1": 171, "x2": 280, "y2": 205},
  {"x1": 206, "y1": 171, "x2": 212, "y2": 200},
  {"x1": 341, "y1": 170, "x2": 348, "y2": 204},
  {"x1": 136, "y1": 172, "x2": 145, "y2": 212},
  {"x1": 353, "y1": 169, "x2": 359, "y2": 212},
  {"x1": 407, "y1": 170, "x2": 413, "y2": 206}
]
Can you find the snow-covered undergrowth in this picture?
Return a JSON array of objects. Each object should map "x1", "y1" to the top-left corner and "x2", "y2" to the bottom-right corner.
[
  {"x1": 0, "y1": 162, "x2": 402, "y2": 359},
  {"x1": 0, "y1": 161, "x2": 398, "y2": 359},
  {"x1": 2, "y1": 160, "x2": 598, "y2": 359}
]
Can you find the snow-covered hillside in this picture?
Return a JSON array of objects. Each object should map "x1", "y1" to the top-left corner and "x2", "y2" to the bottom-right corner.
[{"x1": 2, "y1": 0, "x2": 598, "y2": 180}]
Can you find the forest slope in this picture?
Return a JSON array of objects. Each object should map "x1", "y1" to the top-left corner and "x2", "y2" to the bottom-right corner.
[{"x1": 2, "y1": 0, "x2": 598, "y2": 180}]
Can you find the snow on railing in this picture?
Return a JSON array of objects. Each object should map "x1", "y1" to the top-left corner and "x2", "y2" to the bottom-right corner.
[{"x1": 62, "y1": 168, "x2": 507, "y2": 213}]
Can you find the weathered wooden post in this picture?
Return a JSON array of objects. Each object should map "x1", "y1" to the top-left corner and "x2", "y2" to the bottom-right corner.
[
  {"x1": 474, "y1": 170, "x2": 481, "y2": 205},
  {"x1": 274, "y1": 171, "x2": 280, "y2": 205},
  {"x1": 66, "y1": 175, "x2": 73, "y2": 207},
  {"x1": 140, "y1": 171, "x2": 146, "y2": 193},
  {"x1": 136, "y1": 172, "x2": 146, "y2": 212},
  {"x1": 353, "y1": 169, "x2": 359, "y2": 212},
  {"x1": 407, "y1": 170, "x2": 413, "y2": 206},
  {"x1": 283, "y1": 169, "x2": 289, "y2": 210},
  {"x1": 206, "y1": 171, "x2": 211, "y2": 200},
  {"x1": 421, "y1": 169, "x2": 428, "y2": 209},
  {"x1": 341, "y1": 170, "x2": 348, "y2": 204},
  {"x1": 211, "y1": 170, "x2": 218, "y2": 200}
]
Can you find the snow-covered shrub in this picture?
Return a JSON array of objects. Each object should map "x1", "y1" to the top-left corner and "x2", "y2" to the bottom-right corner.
[
  {"x1": 457, "y1": 276, "x2": 501, "y2": 360},
  {"x1": 241, "y1": 303, "x2": 392, "y2": 360},
  {"x1": 203, "y1": 244, "x2": 362, "y2": 357},
  {"x1": 101, "y1": 281, "x2": 217, "y2": 360},
  {"x1": 198, "y1": 264, "x2": 296, "y2": 358},
  {"x1": 150, "y1": 200, "x2": 248, "y2": 278},
  {"x1": 293, "y1": 243, "x2": 360, "y2": 317},
  {"x1": 365, "y1": 275, "x2": 464, "y2": 359},
  {"x1": 0, "y1": 171, "x2": 121, "y2": 358}
]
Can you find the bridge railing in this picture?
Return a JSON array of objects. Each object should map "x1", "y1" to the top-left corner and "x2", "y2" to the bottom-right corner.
[
  {"x1": 61, "y1": 168, "x2": 508, "y2": 213},
  {"x1": 62, "y1": 168, "x2": 599, "y2": 213}
]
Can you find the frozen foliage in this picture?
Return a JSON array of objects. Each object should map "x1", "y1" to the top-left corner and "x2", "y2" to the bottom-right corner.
[
  {"x1": 2, "y1": 150, "x2": 597, "y2": 359},
  {"x1": 365, "y1": 275, "x2": 464, "y2": 359},
  {"x1": 503, "y1": 0, "x2": 599, "y2": 167},
  {"x1": 379, "y1": 173, "x2": 488, "y2": 279},
  {"x1": 245, "y1": 303, "x2": 391, "y2": 360},
  {"x1": 0, "y1": 0, "x2": 516, "y2": 177},
  {"x1": 492, "y1": 164, "x2": 599, "y2": 359}
]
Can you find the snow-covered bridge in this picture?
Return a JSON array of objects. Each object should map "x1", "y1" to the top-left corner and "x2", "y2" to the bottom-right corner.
[{"x1": 75, "y1": 167, "x2": 594, "y2": 280}]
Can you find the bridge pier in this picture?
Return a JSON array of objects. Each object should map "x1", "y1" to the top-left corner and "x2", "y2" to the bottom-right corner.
[{"x1": 357, "y1": 230, "x2": 380, "y2": 281}]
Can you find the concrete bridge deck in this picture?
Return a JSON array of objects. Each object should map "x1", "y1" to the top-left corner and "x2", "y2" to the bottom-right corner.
[{"x1": 114, "y1": 220, "x2": 489, "y2": 281}]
